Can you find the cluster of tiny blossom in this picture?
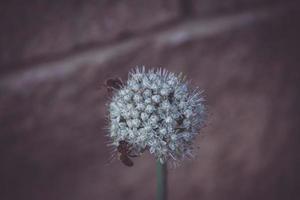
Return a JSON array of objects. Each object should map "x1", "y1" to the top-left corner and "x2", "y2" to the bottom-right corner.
[{"x1": 108, "y1": 67, "x2": 206, "y2": 164}]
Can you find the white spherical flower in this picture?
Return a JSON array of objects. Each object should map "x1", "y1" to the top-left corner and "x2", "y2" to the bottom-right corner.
[
  {"x1": 119, "y1": 89, "x2": 127, "y2": 96},
  {"x1": 132, "y1": 119, "x2": 141, "y2": 128},
  {"x1": 159, "y1": 128, "x2": 167, "y2": 135},
  {"x1": 149, "y1": 114, "x2": 159, "y2": 125},
  {"x1": 131, "y1": 83, "x2": 140, "y2": 92},
  {"x1": 170, "y1": 134, "x2": 177, "y2": 141},
  {"x1": 167, "y1": 78, "x2": 177, "y2": 86},
  {"x1": 152, "y1": 95, "x2": 161, "y2": 103},
  {"x1": 122, "y1": 110, "x2": 131, "y2": 119},
  {"x1": 145, "y1": 105, "x2": 155, "y2": 114},
  {"x1": 144, "y1": 98, "x2": 152, "y2": 104},
  {"x1": 108, "y1": 67, "x2": 207, "y2": 165},
  {"x1": 136, "y1": 103, "x2": 146, "y2": 111},
  {"x1": 126, "y1": 119, "x2": 133, "y2": 128},
  {"x1": 140, "y1": 112, "x2": 149, "y2": 121},
  {"x1": 183, "y1": 119, "x2": 191, "y2": 127},
  {"x1": 133, "y1": 94, "x2": 143, "y2": 103},
  {"x1": 184, "y1": 109, "x2": 193, "y2": 118},
  {"x1": 144, "y1": 124, "x2": 153, "y2": 132},
  {"x1": 142, "y1": 78, "x2": 151, "y2": 88},
  {"x1": 123, "y1": 94, "x2": 132, "y2": 102},
  {"x1": 143, "y1": 89, "x2": 152, "y2": 97},
  {"x1": 160, "y1": 88, "x2": 170, "y2": 96},
  {"x1": 168, "y1": 143, "x2": 176, "y2": 151},
  {"x1": 131, "y1": 110, "x2": 140, "y2": 118},
  {"x1": 126, "y1": 103, "x2": 134, "y2": 111},
  {"x1": 165, "y1": 116, "x2": 173, "y2": 124},
  {"x1": 150, "y1": 83, "x2": 159, "y2": 91},
  {"x1": 161, "y1": 100, "x2": 171, "y2": 111}
]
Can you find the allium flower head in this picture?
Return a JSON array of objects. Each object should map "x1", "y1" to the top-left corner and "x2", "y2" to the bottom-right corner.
[{"x1": 108, "y1": 67, "x2": 206, "y2": 164}]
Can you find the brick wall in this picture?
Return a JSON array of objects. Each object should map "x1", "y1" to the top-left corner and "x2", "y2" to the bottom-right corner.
[{"x1": 1, "y1": 1, "x2": 299, "y2": 200}]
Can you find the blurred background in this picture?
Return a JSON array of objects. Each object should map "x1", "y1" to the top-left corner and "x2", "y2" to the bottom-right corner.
[{"x1": 0, "y1": 1, "x2": 299, "y2": 200}]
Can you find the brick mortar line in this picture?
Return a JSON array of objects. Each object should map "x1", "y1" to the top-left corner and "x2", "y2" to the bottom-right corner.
[
  {"x1": 0, "y1": 12, "x2": 181, "y2": 76},
  {"x1": 0, "y1": 4, "x2": 294, "y2": 90}
]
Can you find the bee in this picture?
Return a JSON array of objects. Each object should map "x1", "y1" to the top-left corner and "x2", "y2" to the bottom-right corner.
[
  {"x1": 104, "y1": 77, "x2": 123, "y2": 93},
  {"x1": 168, "y1": 91, "x2": 174, "y2": 104},
  {"x1": 175, "y1": 114, "x2": 185, "y2": 132},
  {"x1": 177, "y1": 114, "x2": 185, "y2": 126},
  {"x1": 117, "y1": 140, "x2": 138, "y2": 167}
]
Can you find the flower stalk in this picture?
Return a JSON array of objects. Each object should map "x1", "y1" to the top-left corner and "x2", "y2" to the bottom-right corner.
[{"x1": 157, "y1": 161, "x2": 167, "y2": 200}]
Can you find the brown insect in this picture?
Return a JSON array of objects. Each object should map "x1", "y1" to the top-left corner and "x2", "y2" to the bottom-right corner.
[
  {"x1": 175, "y1": 114, "x2": 185, "y2": 132},
  {"x1": 117, "y1": 140, "x2": 138, "y2": 167},
  {"x1": 168, "y1": 91, "x2": 174, "y2": 104},
  {"x1": 177, "y1": 114, "x2": 185, "y2": 126},
  {"x1": 104, "y1": 77, "x2": 123, "y2": 93}
]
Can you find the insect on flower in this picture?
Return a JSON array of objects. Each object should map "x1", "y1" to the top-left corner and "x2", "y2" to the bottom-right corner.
[
  {"x1": 117, "y1": 140, "x2": 138, "y2": 167},
  {"x1": 104, "y1": 77, "x2": 123, "y2": 93}
]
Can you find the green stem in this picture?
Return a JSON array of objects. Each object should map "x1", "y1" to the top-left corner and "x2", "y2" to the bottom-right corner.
[{"x1": 156, "y1": 161, "x2": 168, "y2": 200}]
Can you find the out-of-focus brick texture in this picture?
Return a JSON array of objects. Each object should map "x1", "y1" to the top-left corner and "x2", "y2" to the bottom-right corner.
[
  {"x1": 0, "y1": 0, "x2": 179, "y2": 72},
  {"x1": 0, "y1": 1, "x2": 299, "y2": 200}
]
